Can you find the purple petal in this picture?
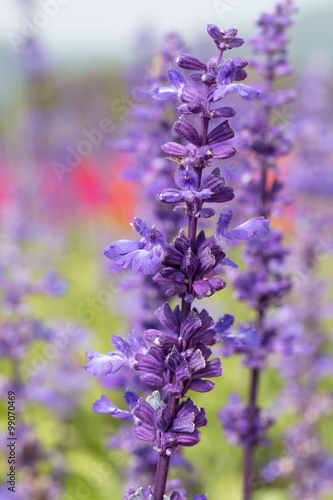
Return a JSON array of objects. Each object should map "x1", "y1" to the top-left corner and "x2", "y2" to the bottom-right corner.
[
  {"x1": 135, "y1": 352, "x2": 163, "y2": 373},
  {"x1": 195, "y1": 145, "x2": 214, "y2": 163},
  {"x1": 218, "y1": 59, "x2": 237, "y2": 85},
  {"x1": 215, "y1": 314, "x2": 234, "y2": 334},
  {"x1": 168, "y1": 69, "x2": 186, "y2": 90},
  {"x1": 173, "y1": 205, "x2": 187, "y2": 215},
  {"x1": 158, "y1": 189, "x2": 184, "y2": 203},
  {"x1": 222, "y1": 327, "x2": 260, "y2": 347},
  {"x1": 212, "y1": 106, "x2": 236, "y2": 118},
  {"x1": 189, "y1": 379, "x2": 215, "y2": 393},
  {"x1": 225, "y1": 28, "x2": 238, "y2": 38},
  {"x1": 214, "y1": 84, "x2": 262, "y2": 101},
  {"x1": 180, "y1": 85, "x2": 203, "y2": 103},
  {"x1": 165, "y1": 384, "x2": 183, "y2": 397},
  {"x1": 199, "y1": 208, "x2": 215, "y2": 218},
  {"x1": 207, "y1": 24, "x2": 224, "y2": 42},
  {"x1": 155, "y1": 303, "x2": 179, "y2": 334},
  {"x1": 170, "y1": 413, "x2": 195, "y2": 433},
  {"x1": 133, "y1": 398, "x2": 155, "y2": 424},
  {"x1": 216, "y1": 207, "x2": 233, "y2": 237},
  {"x1": 201, "y1": 168, "x2": 225, "y2": 191},
  {"x1": 154, "y1": 403, "x2": 172, "y2": 432},
  {"x1": 140, "y1": 373, "x2": 164, "y2": 386},
  {"x1": 194, "y1": 189, "x2": 214, "y2": 200},
  {"x1": 181, "y1": 248, "x2": 199, "y2": 278},
  {"x1": 237, "y1": 327, "x2": 260, "y2": 347},
  {"x1": 115, "y1": 249, "x2": 161, "y2": 275},
  {"x1": 221, "y1": 257, "x2": 238, "y2": 268},
  {"x1": 84, "y1": 349, "x2": 126, "y2": 376},
  {"x1": 132, "y1": 217, "x2": 147, "y2": 235},
  {"x1": 129, "y1": 332, "x2": 147, "y2": 353},
  {"x1": 92, "y1": 394, "x2": 117, "y2": 413},
  {"x1": 180, "y1": 310, "x2": 201, "y2": 340},
  {"x1": 124, "y1": 391, "x2": 139, "y2": 410},
  {"x1": 189, "y1": 72, "x2": 202, "y2": 81},
  {"x1": 93, "y1": 395, "x2": 133, "y2": 420},
  {"x1": 235, "y1": 68, "x2": 247, "y2": 82},
  {"x1": 134, "y1": 426, "x2": 155, "y2": 442},
  {"x1": 103, "y1": 239, "x2": 141, "y2": 259},
  {"x1": 207, "y1": 120, "x2": 234, "y2": 145},
  {"x1": 207, "y1": 277, "x2": 226, "y2": 294},
  {"x1": 226, "y1": 217, "x2": 270, "y2": 240},
  {"x1": 165, "y1": 347, "x2": 183, "y2": 372},
  {"x1": 192, "y1": 280, "x2": 211, "y2": 298},
  {"x1": 161, "y1": 142, "x2": 189, "y2": 157},
  {"x1": 229, "y1": 37, "x2": 245, "y2": 48},
  {"x1": 178, "y1": 101, "x2": 204, "y2": 114},
  {"x1": 173, "y1": 116, "x2": 201, "y2": 147},
  {"x1": 198, "y1": 358, "x2": 222, "y2": 378},
  {"x1": 212, "y1": 144, "x2": 236, "y2": 159},
  {"x1": 111, "y1": 336, "x2": 132, "y2": 358},
  {"x1": 175, "y1": 54, "x2": 207, "y2": 71},
  {"x1": 170, "y1": 492, "x2": 187, "y2": 500},
  {"x1": 152, "y1": 87, "x2": 178, "y2": 101},
  {"x1": 188, "y1": 349, "x2": 206, "y2": 372},
  {"x1": 175, "y1": 429, "x2": 201, "y2": 446},
  {"x1": 209, "y1": 186, "x2": 235, "y2": 203},
  {"x1": 232, "y1": 57, "x2": 248, "y2": 69}
]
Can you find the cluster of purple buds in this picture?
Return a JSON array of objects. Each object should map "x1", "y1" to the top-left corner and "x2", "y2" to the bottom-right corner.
[
  {"x1": 219, "y1": 394, "x2": 274, "y2": 448},
  {"x1": 233, "y1": 231, "x2": 292, "y2": 315},
  {"x1": 89, "y1": 299, "x2": 222, "y2": 455}
]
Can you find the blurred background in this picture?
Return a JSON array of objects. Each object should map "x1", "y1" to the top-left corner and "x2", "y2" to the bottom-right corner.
[{"x1": 0, "y1": 1, "x2": 333, "y2": 499}]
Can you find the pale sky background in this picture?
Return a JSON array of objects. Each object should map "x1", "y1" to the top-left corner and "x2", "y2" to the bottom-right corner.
[{"x1": 1, "y1": 0, "x2": 333, "y2": 63}]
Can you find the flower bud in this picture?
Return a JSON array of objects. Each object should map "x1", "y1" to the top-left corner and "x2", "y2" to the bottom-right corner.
[{"x1": 175, "y1": 54, "x2": 207, "y2": 71}]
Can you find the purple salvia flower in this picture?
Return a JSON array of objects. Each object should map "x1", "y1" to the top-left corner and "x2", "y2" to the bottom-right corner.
[
  {"x1": 260, "y1": 58, "x2": 333, "y2": 498},
  {"x1": 216, "y1": 3, "x2": 296, "y2": 499},
  {"x1": 100, "y1": 32, "x2": 197, "y2": 491},
  {"x1": 90, "y1": 22, "x2": 264, "y2": 500}
]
